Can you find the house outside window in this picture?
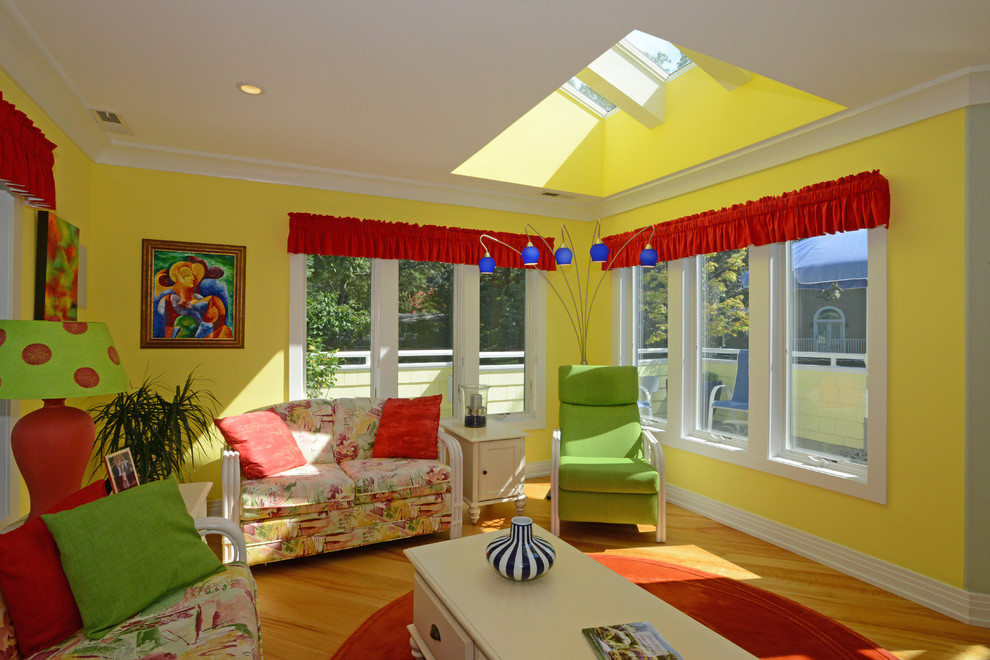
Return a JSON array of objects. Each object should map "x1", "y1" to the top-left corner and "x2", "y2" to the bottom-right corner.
[{"x1": 783, "y1": 229, "x2": 870, "y2": 470}]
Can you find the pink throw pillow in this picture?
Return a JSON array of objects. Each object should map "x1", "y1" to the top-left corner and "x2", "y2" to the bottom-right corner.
[
  {"x1": 372, "y1": 395, "x2": 442, "y2": 459},
  {"x1": 215, "y1": 410, "x2": 307, "y2": 478}
]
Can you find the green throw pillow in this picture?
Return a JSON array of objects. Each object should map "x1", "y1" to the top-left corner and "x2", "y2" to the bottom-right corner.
[{"x1": 42, "y1": 475, "x2": 222, "y2": 639}]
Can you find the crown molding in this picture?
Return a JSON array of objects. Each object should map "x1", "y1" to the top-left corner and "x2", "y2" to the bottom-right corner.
[
  {"x1": 96, "y1": 141, "x2": 597, "y2": 221},
  {"x1": 590, "y1": 65, "x2": 990, "y2": 218}
]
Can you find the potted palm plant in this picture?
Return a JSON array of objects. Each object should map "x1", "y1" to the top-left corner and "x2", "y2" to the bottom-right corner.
[{"x1": 88, "y1": 372, "x2": 221, "y2": 485}]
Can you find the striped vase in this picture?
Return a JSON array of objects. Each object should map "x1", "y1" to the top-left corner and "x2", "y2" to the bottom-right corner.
[{"x1": 485, "y1": 516, "x2": 555, "y2": 581}]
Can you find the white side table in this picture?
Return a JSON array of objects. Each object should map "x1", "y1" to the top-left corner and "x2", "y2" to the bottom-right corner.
[
  {"x1": 441, "y1": 420, "x2": 527, "y2": 525},
  {"x1": 178, "y1": 481, "x2": 212, "y2": 519}
]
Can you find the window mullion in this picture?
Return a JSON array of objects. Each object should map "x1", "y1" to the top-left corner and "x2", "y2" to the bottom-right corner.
[
  {"x1": 454, "y1": 264, "x2": 479, "y2": 418},
  {"x1": 372, "y1": 259, "x2": 398, "y2": 399}
]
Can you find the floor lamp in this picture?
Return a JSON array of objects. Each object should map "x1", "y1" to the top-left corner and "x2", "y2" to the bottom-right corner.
[
  {"x1": 0, "y1": 320, "x2": 130, "y2": 519},
  {"x1": 478, "y1": 220, "x2": 657, "y2": 365}
]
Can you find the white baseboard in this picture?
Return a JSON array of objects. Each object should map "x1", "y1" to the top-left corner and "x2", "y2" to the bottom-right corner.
[
  {"x1": 525, "y1": 460, "x2": 550, "y2": 478},
  {"x1": 667, "y1": 484, "x2": 990, "y2": 628}
]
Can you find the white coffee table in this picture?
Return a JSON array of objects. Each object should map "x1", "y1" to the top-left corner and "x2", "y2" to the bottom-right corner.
[{"x1": 404, "y1": 523, "x2": 756, "y2": 659}]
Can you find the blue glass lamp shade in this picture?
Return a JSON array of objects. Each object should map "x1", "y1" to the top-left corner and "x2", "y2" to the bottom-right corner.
[
  {"x1": 589, "y1": 242, "x2": 609, "y2": 262},
  {"x1": 554, "y1": 245, "x2": 573, "y2": 266},
  {"x1": 479, "y1": 253, "x2": 496, "y2": 274},
  {"x1": 640, "y1": 244, "x2": 659, "y2": 268},
  {"x1": 521, "y1": 242, "x2": 540, "y2": 266}
]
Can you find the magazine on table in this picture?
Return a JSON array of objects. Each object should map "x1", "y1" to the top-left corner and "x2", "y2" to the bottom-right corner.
[{"x1": 582, "y1": 620, "x2": 682, "y2": 660}]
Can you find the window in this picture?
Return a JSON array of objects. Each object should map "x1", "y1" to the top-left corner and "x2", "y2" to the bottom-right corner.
[
  {"x1": 620, "y1": 30, "x2": 692, "y2": 76},
  {"x1": 697, "y1": 248, "x2": 749, "y2": 441},
  {"x1": 558, "y1": 29, "x2": 694, "y2": 127},
  {"x1": 398, "y1": 260, "x2": 454, "y2": 417},
  {"x1": 480, "y1": 267, "x2": 527, "y2": 415},
  {"x1": 622, "y1": 228, "x2": 886, "y2": 503},
  {"x1": 784, "y1": 229, "x2": 869, "y2": 470},
  {"x1": 305, "y1": 254, "x2": 372, "y2": 398},
  {"x1": 293, "y1": 254, "x2": 545, "y2": 426},
  {"x1": 635, "y1": 263, "x2": 669, "y2": 424}
]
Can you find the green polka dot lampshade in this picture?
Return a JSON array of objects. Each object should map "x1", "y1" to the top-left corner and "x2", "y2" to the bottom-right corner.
[{"x1": 0, "y1": 321, "x2": 130, "y2": 400}]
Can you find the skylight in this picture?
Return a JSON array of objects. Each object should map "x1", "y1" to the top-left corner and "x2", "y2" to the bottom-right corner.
[
  {"x1": 564, "y1": 77, "x2": 616, "y2": 115},
  {"x1": 621, "y1": 30, "x2": 692, "y2": 76},
  {"x1": 559, "y1": 29, "x2": 693, "y2": 126}
]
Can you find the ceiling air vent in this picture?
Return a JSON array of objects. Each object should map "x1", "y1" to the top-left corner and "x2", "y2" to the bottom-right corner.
[
  {"x1": 541, "y1": 190, "x2": 578, "y2": 200},
  {"x1": 89, "y1": 108, "x2": 133, "y2": 136}
]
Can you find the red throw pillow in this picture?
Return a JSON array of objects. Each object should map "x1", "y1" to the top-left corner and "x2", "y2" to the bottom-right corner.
[
  {"x1": 215, "y1": 410, "x2": 307, "y2": 479},
  {"x1": 0, "y1": 481, "x2": 107, "y2": 655},
  {"x1": 372, "y1": 395, "x2": 442, "y2": 459}
]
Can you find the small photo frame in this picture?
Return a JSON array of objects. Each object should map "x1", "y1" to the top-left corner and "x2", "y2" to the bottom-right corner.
[{"x1": 105, "y1": 448, "x2": 141, "y2": 493}]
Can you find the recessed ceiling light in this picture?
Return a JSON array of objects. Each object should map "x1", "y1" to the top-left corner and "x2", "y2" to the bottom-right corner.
[{"x1": 237, "y1": 82, "x2": 264, "y2": 95}]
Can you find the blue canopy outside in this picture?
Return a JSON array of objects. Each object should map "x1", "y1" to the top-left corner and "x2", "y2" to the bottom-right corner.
[{"x1": 741, "y1": 228, "x2": 867, "y2": 290}]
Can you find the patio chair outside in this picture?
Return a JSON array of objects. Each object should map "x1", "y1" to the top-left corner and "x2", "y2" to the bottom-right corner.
[{"x1": 708, "y1": 349, "x2": 749, "y2": 433}]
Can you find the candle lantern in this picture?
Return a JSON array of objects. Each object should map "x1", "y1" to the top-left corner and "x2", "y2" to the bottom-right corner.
[{"x1": 459, "y1": 384, "x2": 491, "y2": 428}]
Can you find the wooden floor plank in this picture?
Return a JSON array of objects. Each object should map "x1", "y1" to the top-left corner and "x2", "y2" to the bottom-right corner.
[{"x1": 252, "y1": 478, "x2": 990, "y2": 660}]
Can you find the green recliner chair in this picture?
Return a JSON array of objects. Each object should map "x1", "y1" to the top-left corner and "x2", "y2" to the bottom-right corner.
[{"x1": 551, "y1": 365, "x2": 666, "y2": 543}]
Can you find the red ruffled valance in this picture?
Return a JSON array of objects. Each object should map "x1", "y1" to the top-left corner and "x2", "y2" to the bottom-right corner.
[
  {"x1": 288, "y1": 213, "x2": 557, "y2": 270},
  {"x1": 603, "y1": 170, "x2": 889, "y2": 269},
  {"x1": 0, "y1": 91, "x2": 56, "y2": 210}
]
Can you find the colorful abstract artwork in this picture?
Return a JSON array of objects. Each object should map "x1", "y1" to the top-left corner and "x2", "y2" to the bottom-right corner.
[
  {"x1": 140, "y1": 239, "x2": 246, "y2": 349},
  {"x1": 34, "y1": 211, "x2": 79, "y2": 321}
]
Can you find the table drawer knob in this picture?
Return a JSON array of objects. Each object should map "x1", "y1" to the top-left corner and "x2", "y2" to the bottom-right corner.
[
  {"x1": 430, "y1": 624, "x2": 441, "y2": 642},
  {"x1": 482, "y1": 469, "x2": 488, "y2": 475}
]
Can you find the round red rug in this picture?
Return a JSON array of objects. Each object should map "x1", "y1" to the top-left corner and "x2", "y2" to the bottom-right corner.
[{"x1": 330, "y1": 553, "x2": 897, "y2": 659}]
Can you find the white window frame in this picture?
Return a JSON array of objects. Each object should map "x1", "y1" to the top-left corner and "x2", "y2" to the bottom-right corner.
[
  {"x1": 686, "y1": 249, "x2": 750, "y2": 449},
  {"x1": 290, "y1": 255, "x2": 546, "y2": 428},
  {"x1": 618, "y1": 230, "x2": 887, "y2": 504},
  {"x1": 618, "y1": 265, "x2": 671, "y2": 429}
]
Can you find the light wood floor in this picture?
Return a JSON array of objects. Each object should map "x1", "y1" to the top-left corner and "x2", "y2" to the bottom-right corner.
[{"x1": 251, "y1": 478, "x2": 990, "y2": 660}]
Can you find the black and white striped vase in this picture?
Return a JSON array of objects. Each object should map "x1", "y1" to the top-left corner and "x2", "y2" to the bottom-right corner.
[{"x1": 485, "y1": 516, "x2": 555, "y2": 581}]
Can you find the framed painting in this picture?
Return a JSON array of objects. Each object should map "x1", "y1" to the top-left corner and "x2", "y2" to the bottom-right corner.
[
  {"x1": 34, "y1": 211, "x2": 79, "y2": 321},
  {"x1": 141, "y1": 239, "x2": 246, "y2": 349}
]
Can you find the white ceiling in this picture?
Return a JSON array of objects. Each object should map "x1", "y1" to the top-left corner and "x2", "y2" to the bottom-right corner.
[{"x1": 2, "y1": 0, "x2": 990, "y2": 211}]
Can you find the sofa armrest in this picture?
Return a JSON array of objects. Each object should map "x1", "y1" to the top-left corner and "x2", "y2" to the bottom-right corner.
[
  {"x1": 438, "y1": 429, "x2": 464, "y2": 539},
  {"x1": 220, "y1": 448, "x2": 242, "y2": 563},
  {"x1": 195, "y1": 516, "x2": 248, "y2": 563}
]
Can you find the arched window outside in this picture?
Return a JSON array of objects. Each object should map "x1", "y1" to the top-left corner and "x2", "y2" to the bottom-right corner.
[{"x1": 814, "y1": 306, "x2": 845, "y2": 353}]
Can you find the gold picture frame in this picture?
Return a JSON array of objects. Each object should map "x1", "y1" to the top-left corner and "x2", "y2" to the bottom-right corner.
[{"x1": 140, "y1": 239, "x2": 245, "y2": 349}]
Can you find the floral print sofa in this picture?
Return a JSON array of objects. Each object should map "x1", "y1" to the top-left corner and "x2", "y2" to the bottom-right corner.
[
  {"x1": 0, "y1": 518, "x2": 260, "y2": 659},
  {"x1": 221, "y1": 398, "x2": 463, "y2": 565}
]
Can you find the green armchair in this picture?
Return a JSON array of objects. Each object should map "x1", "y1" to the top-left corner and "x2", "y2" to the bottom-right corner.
[{"x1": 551, "y1": 365, "x2": 666, "y2": 542}]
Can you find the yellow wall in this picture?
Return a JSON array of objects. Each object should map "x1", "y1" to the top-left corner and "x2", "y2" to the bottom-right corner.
[
  {"x1": 85, "y1": 166, "x2": 584, "y2": 498},
  {"x1": 601, "y1": 109, "x2": 967, "y2": 586},
  {"x1": 455, "y1": 67, "x2": 842, "y2": 198},
  {"x1": 602, "y1": 68, "x2": 842, "y2": 196}
]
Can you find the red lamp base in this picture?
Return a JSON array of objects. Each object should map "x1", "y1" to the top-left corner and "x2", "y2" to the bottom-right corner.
[{"x1": 11, "y1": 399, "x2": 95, "y2": 520}]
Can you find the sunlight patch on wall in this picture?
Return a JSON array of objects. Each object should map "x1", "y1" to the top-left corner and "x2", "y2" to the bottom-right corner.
[{"x1": 453, "y1": 93, "x2": 605, "y2": 197}]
